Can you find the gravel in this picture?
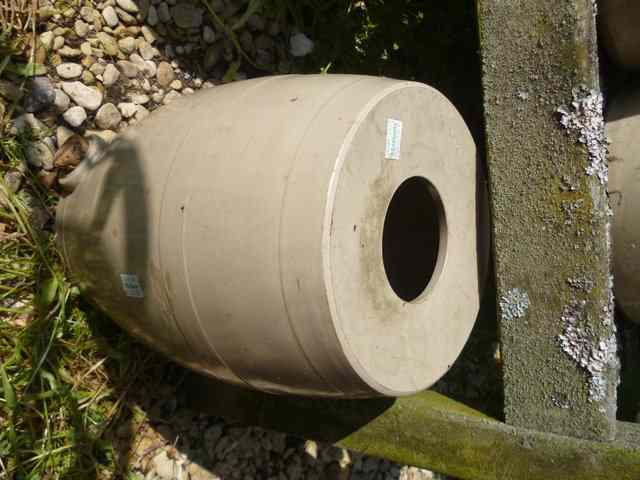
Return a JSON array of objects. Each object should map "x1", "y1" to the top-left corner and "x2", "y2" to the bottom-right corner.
[{"x1": 118, "y1": 401, "x2": 447, "y2": 480}]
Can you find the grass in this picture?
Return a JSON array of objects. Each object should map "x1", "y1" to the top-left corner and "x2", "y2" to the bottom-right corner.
[
  {"x1": 0, "y1": 17, "x2": 163, "y2": 472},
  {"x1": 0, "y1": 134, "x2": 165, "y2": 479}
]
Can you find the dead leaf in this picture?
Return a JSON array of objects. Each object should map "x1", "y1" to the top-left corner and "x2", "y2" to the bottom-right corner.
[
  {"x1": 53, "y1": 134, "x2": 89, "y2": 169},
  {"x1": 38, "y1": 170, "x2": 58, "y2": 189}
]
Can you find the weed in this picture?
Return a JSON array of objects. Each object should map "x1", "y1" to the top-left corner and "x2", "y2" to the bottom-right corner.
[{"x1": 0, "y1": 132, "x2": 163, "y2": 478}]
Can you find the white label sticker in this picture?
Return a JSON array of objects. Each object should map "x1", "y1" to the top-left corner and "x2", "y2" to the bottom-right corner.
[
  {"x1": 385, "y1": 118, "x2": 403, "y2": 160},
  {"x1": 120, "y1": 274, "x2": 144, "y2": 298}
]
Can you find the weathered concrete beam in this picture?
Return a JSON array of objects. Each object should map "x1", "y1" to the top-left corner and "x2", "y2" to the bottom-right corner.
[
  {"x1": 477, "y1": 0, "x2": 617, "y2": 440},
  {"x1": 187, "y1": 377, "x2": 640, "y2": 480}
]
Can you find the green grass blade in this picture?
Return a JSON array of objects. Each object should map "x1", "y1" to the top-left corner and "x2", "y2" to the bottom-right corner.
[{"x1": 0, "y1": 361, "x2": 16, "y2": 412}]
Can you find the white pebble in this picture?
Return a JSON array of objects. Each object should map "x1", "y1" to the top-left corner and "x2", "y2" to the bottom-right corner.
[
  {"x1": 95, "y1": 103, "x2": 122, "y2": 129},
  {"x1": 116, "y1": 0, "x2": 139, "y2": 13},
  {"x1": 118, "y1": 102, "x2": 137, "y2": 118},
  {"x1": 53, "y1": 36, "x2": 65, "y2": 50},
  {"x1": 118, "y1": 36, "x2": 136, "y2": 54},
  {"x1": 147, "y1": 5, "x2": 158, "y2": 25},
  {"x1": 203, "y1": 25, "x2": 215, "y2": 44},
  {"x1": 103, "y1": 63, "x2": 120, "y2": 86},
  {"x1": 74, "y1": 20, "x2": 90, "y2": 37},
  {"x1": 290, "y1": 32, "x2": 314, "y2": 57},
  {"x1": 102, "y1": 5, "x2": 119, "y2": 27},
  {"x1": 128, "y1": 93, "x2": 150, "y2": 105},
  {"x1": 61, "y1": 81, "x2": 103, "y2": 111},
  {"x1": 40, "y1": 31, "x2": 54, "y2": 49},
  {"x1": 53, "y1": 89, "x2": 70, "y2": 112},
  {"x1": 56, "y1": 125, "x2": 74, "y2": 146},
  {"x1": 163, "y1": 90, "x2": 181, "y2": 104},
  {"x1": 141, "y1": 25, "x2": 158, "y2": 44},
  {"x1": 63, "y1": 105, "x2": 87, "y2": 127},
  {"x1": 56, "y1": 63, "x2": 83, "y2": 79}
]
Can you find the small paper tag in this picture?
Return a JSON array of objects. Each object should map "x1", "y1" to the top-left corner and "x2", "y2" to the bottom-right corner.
[
  {"x1": 385, "y1": 118, "x2": 403, "y2": 160},
  {"x1": 120, "y1": 274, "x2": 144, "y2": 298}
]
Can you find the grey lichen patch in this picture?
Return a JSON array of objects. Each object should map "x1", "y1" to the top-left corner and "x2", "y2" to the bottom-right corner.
[
  {"x1": 557, "y1": 87, "x2": 609, "y2": 185},
  {"x1": 558, "y1": 301, "x2": 618, "y2": 402},
  {"x1": 601, "y1": 273, "x2": 615, "y2": 327},
  {"x1": 499, "y1": 288, "x2": 530, "y2": 322},
  {"x1": 551, "y1": 391, "x2": 572, "y2": 409},
  {"x1": 561, "y1": 199, "x2": 585, "y2": 225},
  {"x1": 560, "y1": 175, "x2": 579, "y2": 192},
  {"x1": 567, "y1": 276, "x2": 594, "y2": 293}
]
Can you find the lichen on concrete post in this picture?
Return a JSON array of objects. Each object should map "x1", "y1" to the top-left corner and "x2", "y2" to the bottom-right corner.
[{"x1": 477, "y1": 0, "x2": 618, "y2": 440}]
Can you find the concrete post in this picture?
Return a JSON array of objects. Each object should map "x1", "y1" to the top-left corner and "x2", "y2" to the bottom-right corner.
[{"x1": 477, "y1": 0, "x2": 618, "y2": 440}]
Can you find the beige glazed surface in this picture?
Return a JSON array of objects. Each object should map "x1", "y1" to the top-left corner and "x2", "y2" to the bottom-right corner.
[
  {"x1": 57, "y1": 74, "x2": 485, "y2": 397},
  {"x1": 608, "y1": 92, "x2": 640, "y2": 323}
]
